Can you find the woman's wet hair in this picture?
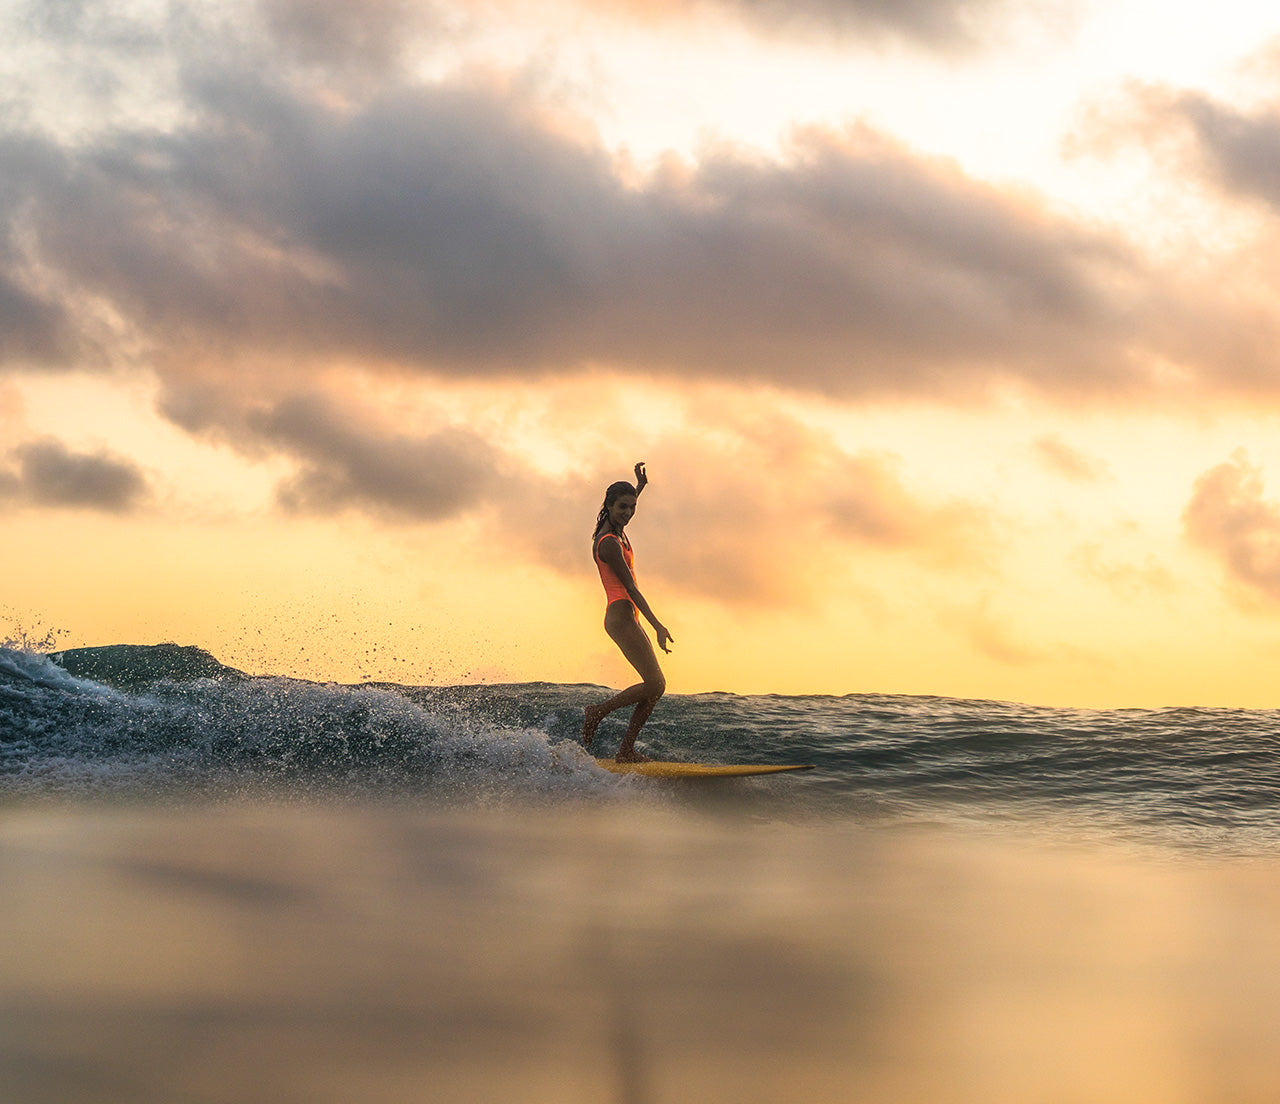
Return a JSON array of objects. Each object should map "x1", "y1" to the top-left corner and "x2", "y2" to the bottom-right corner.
[{"x1": 592, "y1": 481, "x2": 638, "y2": 549}]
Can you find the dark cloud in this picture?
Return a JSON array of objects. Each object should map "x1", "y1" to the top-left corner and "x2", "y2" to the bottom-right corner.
[
  {"x1": 1085, "y1": 80, "x2": 1280, "y2": 224},
  {"x1": 733, "y1": 0, "x2": 1003, "y2": 41},
  {"x1": 256, "y1": 0, "x2": 444, "y2": 73},
  {"x1": 599, "y1": 0, "x2": 1023, "y2": 51},
  {"x1": 1184, "y1": 451, "x2": 1280, "y2": 605},
  {"x1": 0, "y1": 270, "x2": 70, "y2": 364},
  {"x1": 252, "y1": 0, "x2": 1031, "y2": 59},
  {"x1": 256, "y1": 395, "x2": 510, "y2": 520},
  {"x1": 253, "y1": 0, "x2": 1042, "y2": 56},
  {"x1": 0, "y1": 56, "x2": 1154, "y2": 400},
  {"x1": 162, "y1": 387, "x2": 510, "y2": 522},
  {"x1": 1, "y1": 439, "x2": 149, "y2": 512},
  {"x1": 19, "y1": 1, "x2": 1279, "y2": 414},
  {"x1": 1143, "y1": 88, "x2": 1280, "y2": 211},
  {"x1": 0, "y1": 137, "x2": 78, "y2": 367}
]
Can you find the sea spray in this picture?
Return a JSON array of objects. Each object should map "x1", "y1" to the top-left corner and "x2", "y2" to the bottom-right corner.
[{"x1": 0, "y1": 646, "x2": 615, "y2": 800}]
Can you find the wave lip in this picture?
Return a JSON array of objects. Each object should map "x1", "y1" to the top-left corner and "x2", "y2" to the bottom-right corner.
[{"x1": 50, "y1": 643, "x2": 248, "y2": 690}]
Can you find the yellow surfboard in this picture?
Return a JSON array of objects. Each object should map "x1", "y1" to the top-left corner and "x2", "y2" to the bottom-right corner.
[{"x1": 595, "y1": 759, "x2": 814, "y2": 778}]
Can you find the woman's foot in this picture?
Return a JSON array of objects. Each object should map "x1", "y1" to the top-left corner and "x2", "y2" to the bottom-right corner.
[
  {"x1": 613, "y1": 748, "x2": 652, "y2": 764},
  {"x1": 582, "y1": 704, "x2": 608, "y2": 750}
]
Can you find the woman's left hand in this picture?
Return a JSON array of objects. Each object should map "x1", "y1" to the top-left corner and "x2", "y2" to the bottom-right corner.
[{"x1": 634, "y1": 461, "x2": 648, "y2": 492}]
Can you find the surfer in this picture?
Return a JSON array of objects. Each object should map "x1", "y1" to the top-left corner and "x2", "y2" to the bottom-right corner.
[{"x1": 582, "y1": 461, "x2": 673, "y2": 762}]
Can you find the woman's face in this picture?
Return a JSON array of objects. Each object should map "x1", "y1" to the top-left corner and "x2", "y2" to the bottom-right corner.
[{"x1": 608, "y1": 494, "x2": 637, "y2": 529}]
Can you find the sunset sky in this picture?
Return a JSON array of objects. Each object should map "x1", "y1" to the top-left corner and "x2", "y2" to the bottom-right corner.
[{"x1": 7, "y1": 0, "x2": 1280, "y2": 705}]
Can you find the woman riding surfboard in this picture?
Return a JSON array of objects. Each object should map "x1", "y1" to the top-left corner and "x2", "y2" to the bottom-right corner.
[{"x1": 582, "y1": 462, "x2": 673, "y2": 763}]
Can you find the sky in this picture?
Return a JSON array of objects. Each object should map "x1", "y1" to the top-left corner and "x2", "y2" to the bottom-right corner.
[{"x1": 7, "y1": 0, "x2": 1280, "y2": 705}]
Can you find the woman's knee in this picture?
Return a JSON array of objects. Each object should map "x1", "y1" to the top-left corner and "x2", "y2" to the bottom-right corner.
[{"x1": 644, "y1": 672, "x2": 666, "y2": 700}]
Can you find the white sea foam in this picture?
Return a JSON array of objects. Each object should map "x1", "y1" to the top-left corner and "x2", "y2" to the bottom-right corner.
[{"x1": 0, "y1": 647, "x2": 116, "y2": 695}]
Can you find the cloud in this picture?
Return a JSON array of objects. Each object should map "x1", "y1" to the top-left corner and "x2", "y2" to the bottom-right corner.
[
  {"x1": 162, "y1": 374, "x2": 987, "y2": 606},
  {"x1": 1184, "y1": 451, "x2": 1280, "y2": 605},
  {"x1": 0, "y1": 272, "x2": 68, "y2": 365},
  {"x1": 0, "y1": 438, "x2": 149, "y2": 512},
  {"x1": 259, "y1": 397, "x2": 511, "y2": 520},
  {"x1": 824, "y1": 455, "x2": 934, "y2": 542},
  {"x1": 596, "y1": 0, "x2": 1019, "y2": 50},
  {"x1": 1031, "y1": 435, "x2": 1108, "y2": 482},
  {"x1": 252, "y1": 0, "x2": 1041, "y2": 55},
  {"x1": 161, "y1": 387, "x2": 511, "y2": 522},
  {"x1": 0, "y1": 0, "x2": 1153, "y2": 399},
  {"x1": 728, "y1": 0, "x2": 1006, "y2": 43},
  {"x1": 0, "y1": 52, "x2": 1155, "y2": 402},
  {"x1": 1066, "y1": 79, "x2": 1280, "y2": 400},
  {"x1": 0, "y1": 137, "x2": 78, "y2": 367},
  {"x1": 940, "y1": 598, "x2": 1050, "y2": 666},
  {"x1": 18, "y1": 0, "x2": 1280, "y2": 418},
  {"x1": 1070, "y1": 543, "x2": 1174, "y2": 598},
  {"x1": 1079, "y1": 79, "x2": 1280, "y2": 231},
  {"x1": 1123, "y1": 86, "x2": 1280, "y2": 212},
  {"x1": 578, "y1": 411, "x2": 990, "y2": 607},
  {"x1": 256, "y1": 0, "x2": 447, "y2": 73}
]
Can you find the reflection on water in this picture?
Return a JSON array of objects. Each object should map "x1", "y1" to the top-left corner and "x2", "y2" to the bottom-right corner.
[{"x1": 2, "y1": 800, "x2": 1279, "y2": 1103}]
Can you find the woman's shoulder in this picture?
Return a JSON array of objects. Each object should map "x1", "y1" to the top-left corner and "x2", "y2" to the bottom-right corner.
[{"x1": 594, "y1": 529, "x2": 628, "y2": 555}]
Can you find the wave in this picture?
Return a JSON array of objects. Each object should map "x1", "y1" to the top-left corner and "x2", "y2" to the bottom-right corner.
[
  {"x1": 0, "y1": 646, "x2": 615, "y2": 800},
  {"x1": 4, "y1": 643, "x2": 1280, "y2": 852}
]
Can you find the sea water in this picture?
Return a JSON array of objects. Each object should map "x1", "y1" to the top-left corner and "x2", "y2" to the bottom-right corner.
[{"x1": 2, "y1": 644, "x2": 1280, "y2": 1102}]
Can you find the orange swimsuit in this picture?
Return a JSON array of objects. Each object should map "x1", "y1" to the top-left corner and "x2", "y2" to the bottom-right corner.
[{"x1": 595, "y1": 531, "x2": 638, "y2": 618}]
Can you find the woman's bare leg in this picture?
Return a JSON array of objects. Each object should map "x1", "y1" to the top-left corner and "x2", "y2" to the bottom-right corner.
[
  {"x1": 582, "y1": 603, "x2": 666, "y2": 759},
  {"x1": 615, "y1": 696, "x2": 659, "y2": 762},
  {"x1": 582, "y1": 684, "x2": 649, "y2": 749}
]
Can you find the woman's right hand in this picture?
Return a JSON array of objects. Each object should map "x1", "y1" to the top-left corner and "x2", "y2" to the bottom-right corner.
[{"x1": 656, "y1": 624, "x2": 674, "y2": 653}]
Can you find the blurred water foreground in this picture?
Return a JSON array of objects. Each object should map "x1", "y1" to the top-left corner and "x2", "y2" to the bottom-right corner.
[{"x1": 1, "y1": 800, "x2": 1278, "y2": 1104}]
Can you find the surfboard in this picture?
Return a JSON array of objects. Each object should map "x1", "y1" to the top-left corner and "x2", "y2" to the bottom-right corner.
[{"x1": 595, "y1": 759, "x2": 814, "y2": 778}]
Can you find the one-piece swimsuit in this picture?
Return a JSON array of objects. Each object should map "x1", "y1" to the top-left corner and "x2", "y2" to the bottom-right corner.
[{"x1": 594, "y1": 531, "x2": 638, "y2": 620}]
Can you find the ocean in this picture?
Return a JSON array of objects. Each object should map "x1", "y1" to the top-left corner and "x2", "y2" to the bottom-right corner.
[{"x1": 3, "y1": 642, "x2": 1280, "y2": 1102}]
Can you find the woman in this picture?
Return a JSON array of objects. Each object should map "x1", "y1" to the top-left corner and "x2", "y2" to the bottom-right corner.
[{"x1": 582, "y1": 461, "x2": 673, "y2": 762}]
